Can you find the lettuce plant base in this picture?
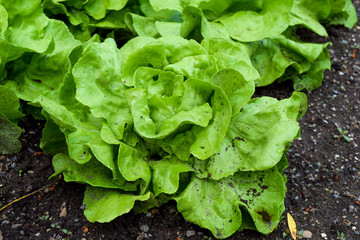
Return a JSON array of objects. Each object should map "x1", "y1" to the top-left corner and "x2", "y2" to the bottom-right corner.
[{"x1": 1, "y1": 9, "x2": 360, "y2": 240}]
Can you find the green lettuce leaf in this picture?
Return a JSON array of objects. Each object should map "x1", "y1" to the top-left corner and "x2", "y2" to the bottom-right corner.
[
  {"x1": 150, "y1": 156, "x2": 193, "y2": 196},
  {"x1": 219, "y1": 0, "x2": 293, "y2": 42},
  {"x1": 84, "y1": 0, "x2": 128, "y2": 20},
  {"x1": 51, "y1": 153, "x2": 137, "y2": 191},
  {"x1": 0, "y1": 85, "x2": 24, "y2": 123},
  {"x1": 0, "y1": 113, "x2": 22, "y2": 154},
  {"x1": 0, "y1": 0, "x2": 53, "y2": 53},
  {"x1": 0, "y1": 85, "x2": 24, "y2": 154},
  {"x1": 72, "y1": 38, "x2": 131, "y2": 141},
  {"x1": 117, "y1": 143, "x2": 151, "y2": 194},
  {"x1": 249, "y1": 35, "x2": 331, "y2": 90},
  {"x1": 83, "y1": 186, "x2": 151, "y2": 222},
  {"x1": 290, "y1": 0, "x2": 331, "y2": 36},
  {"x1": 204, "y1": 92, "x2": 306, "y2": 180},
  {"x1": 40, "y1": 110, "x2": 67, "y2": 155},
  {"x1": 0, "y1": 0, "x2": 358, "y2": 238},
  {"x1": 33, "y1": 70, "x2": 126, "y2": 186},
  {"x1": 326, "y1": 0, "x2": 358, "y2": 28},
  {"x1": 4, "y1": 19, "x2": 81, "y2": 101},
  {"x1": 43, "y1": 0, "x2": 135, "y2": 41},
  {"x1": 174, "y1": 167, "x2": 286, "y2": 239}
]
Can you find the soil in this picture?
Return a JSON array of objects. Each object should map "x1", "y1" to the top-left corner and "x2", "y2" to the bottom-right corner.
[{"x1": 1, "y1": 3, "x2": 360, "y2": 240}]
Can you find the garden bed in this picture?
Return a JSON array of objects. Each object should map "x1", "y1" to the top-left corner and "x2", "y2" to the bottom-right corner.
[{"x1": 1, "y1": 1, "x2": 360, "y2": 240}]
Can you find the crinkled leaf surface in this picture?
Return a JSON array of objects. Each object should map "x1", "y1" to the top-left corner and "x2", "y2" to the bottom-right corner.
[
  {"x1": 4, "y1": 19, "x2": 80, "y2": 101},
  {"x1": 34, "y1": 77, "x2": 124, "y2": 184},
  {"x1": 84, "y1": 0, "x2": 128, "y2": 20},
  {"x1": 126, "y1": 71, "x2": 213, "y2": 139},
  {"x1": 204, "y1": 92, "x2": 306, "y2": 180},
  {"x1": 219, "y1": 0, "x2": 293, "y2": 42},
  {"x1": 121, "y1": 36, "x2": 207, "y2": 86},
  {"x1": 120, "y1": 37, "x2": 248, "y2": 160},
  {"x1": 0, "y1": 0, "x2": 53, "y2": 53},
  {"x1": 290, "y1": 47, "x2": 331, "y2": 91},
  {"x1": 201, "y1": 38, "x2": 259, "y2": 81},
  {"x1": 73, "y1": 38, "x2": 132, "y2": 140},
  {"x1": 249, "y1": 36, "x2": 330, "y2": 88}
]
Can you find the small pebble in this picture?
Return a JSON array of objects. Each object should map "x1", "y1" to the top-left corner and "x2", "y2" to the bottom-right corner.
[
  {"x1": 27, "y1": 147, "x2": 35, "y2": 154},
  {"x1": 34, "y1": 233, "x2": 40, "y2": 237},
  {"x1": 146, "y1": 212, "x2": 152, "y2": 217},
  {"x1": 302, "y1": 230, "x2": 313, "y2": 238},
  {"x1": 60, "y1": 207, "x2": 67, "y2": 217},
  {"x1": 136, "y1": 232, "x2": 145, "y2": 240},
  {"x1": 321, "y1": 232, "x2": 327, "y2": 239},
  {"x1": 1, "y1": 220, "x2": 10, "y2": 225},
  {"x1": 186, "y1": 230, "x2": 196, "y2": 237},
  {"x1": 73, "y1": 218, "x2": 79, "y2": 223},
  {"x1": 140, "y1": 224, "x2": 149, "y2": 233},
  {"x1": 60, "y1": 202, "x2": 67, "y2": 217},
  {"x1": 333, "y1": 194, "x2": 339, "y2": 199},
  {"x1": 11, "y1": 223, "x2": 22, "y2": 229},
  {"x1": 26, "y1": 185, "x2": 33, "y2": 192},
  {"x1": 80, "y1": 205, "x2": 86, "y2": 210},
  {"x1": 353, "y1": 65, "x2": 360, "y2": 72}
]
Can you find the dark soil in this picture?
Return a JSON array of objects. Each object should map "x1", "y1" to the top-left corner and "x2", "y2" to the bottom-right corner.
[{"x1": 1, "y1": 3, "x2": 360, "y2": 240}]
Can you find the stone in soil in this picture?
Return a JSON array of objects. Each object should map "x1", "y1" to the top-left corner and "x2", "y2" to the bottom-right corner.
[
  {"x1": 186, "y1": 230, "x2": 196, "y2": 237},
  {"x1": 302, "y1": 230, "x2": 313, "y2": 238}
]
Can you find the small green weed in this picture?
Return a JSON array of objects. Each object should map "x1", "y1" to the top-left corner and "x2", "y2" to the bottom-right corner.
[
  {"x1": 333, "y1": 127, "x2": 352, "y2": 142},
  {"x1": 337, "y1": 230, "x2": 345, "y2": 240}
]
